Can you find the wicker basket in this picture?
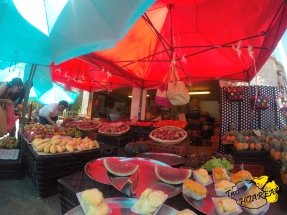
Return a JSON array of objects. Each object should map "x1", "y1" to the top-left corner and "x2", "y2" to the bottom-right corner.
[
  {"x1": 149, "y1": 126, "x2": 187, "y2": 145},
  {"x1": 98, "y1": 125, "x2": 130, "y2": 136}
]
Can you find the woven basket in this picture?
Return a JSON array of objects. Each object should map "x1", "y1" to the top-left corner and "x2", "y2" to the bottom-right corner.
[
  {"x1": 149, "y1": 126, "x2": 187, "y2": 145},
  {"x1": 98, "y1": 125, "x2": 130, "y2": 136}
]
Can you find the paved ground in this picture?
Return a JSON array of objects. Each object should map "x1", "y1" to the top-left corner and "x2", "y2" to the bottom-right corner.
[{"x1": 0, "y1": 175, "x2": 61, "y2": 215}]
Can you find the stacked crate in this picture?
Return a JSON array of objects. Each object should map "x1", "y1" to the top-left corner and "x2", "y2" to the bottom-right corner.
[{"x1": 23, "y1": 139, "x2": 118, "y2": 198}]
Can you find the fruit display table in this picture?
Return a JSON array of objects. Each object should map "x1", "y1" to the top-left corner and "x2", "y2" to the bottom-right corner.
[{"x1": 57, "y1": 171, "x2": 205, "y2": 215}]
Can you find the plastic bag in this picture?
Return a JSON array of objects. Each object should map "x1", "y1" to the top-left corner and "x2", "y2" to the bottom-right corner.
[{"x1": 5, "y1": 103, "x2": 17, "y2": 133}]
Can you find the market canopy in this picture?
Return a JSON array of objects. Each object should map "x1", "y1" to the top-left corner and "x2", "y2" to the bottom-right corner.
[{"x1": 72, "y1": 0, "x2": 287, "y2": 90}]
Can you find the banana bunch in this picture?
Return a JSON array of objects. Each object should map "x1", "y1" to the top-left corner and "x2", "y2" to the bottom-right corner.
[{"x1": 31, "y1": 135, "x2": 100, "y2": 154}]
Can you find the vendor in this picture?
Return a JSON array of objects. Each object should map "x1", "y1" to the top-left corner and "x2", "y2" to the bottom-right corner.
[
  {"x1": 38, "y1": 100, "x2": 68, "y2": 130},
  {"x1": 0, "y1": 77, "x2": 23, "y2": 105}
]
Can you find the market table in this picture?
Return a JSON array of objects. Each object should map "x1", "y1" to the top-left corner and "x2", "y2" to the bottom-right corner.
[{"x1": 57, "y1": 171, "x2": 205, "y2": 215}]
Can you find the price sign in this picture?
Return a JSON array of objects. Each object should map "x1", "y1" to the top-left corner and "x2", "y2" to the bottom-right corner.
[{"x1": 178, "y1": 113, "x2": 186, "y2": 122}]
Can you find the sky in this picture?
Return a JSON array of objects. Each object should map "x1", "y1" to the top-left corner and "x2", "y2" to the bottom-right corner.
[{"x1": 272, "y1": 29, "x2": 287, "y2": 70}]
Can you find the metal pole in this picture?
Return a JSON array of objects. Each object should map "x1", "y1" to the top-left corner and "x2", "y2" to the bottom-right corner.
[{"x1": 20, "y1": 64, "x2": 37, "y2": 157}]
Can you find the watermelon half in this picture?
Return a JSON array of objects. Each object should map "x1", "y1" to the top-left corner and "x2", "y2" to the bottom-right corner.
[
  {"x1": 155, "y1": 165, "x2": 192, "y2": 184},
  {"x1": 103, "y1": 158, "x2": 139, "y2": 176}
]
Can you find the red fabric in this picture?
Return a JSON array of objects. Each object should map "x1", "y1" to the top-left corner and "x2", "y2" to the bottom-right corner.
[{"x1": 52, "y1": 0, "x2": 287, "y2": 90}]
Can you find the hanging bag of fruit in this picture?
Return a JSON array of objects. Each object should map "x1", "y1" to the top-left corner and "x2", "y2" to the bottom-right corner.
[
  {"x1": 155, "y1": 68, "x2": 173, "y2": 108},
  {"x1": 250, "y1": 88, "x2": 269, "y2": 110},
  {"x1": 166, "y1": 65, "x2": 190, "y2": 106},
  {"x1": 225, "y1": 86, "x2": 243, "y2": 101}
]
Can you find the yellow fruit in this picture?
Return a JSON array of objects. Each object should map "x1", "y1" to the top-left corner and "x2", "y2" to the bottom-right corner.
[
  {"x1": 42, "y1": 138, "x2": 51, "y2": 143},
  {"x1": 94, "y1": 140, "x2": 100, "y2": 148},
  {"x1": 50, "y1": 139, "x2": 62, "y2": 145},
  {"x1": 80, "y1": 143, "x2": 86, "y2": 150},
  {"x1": 50, "y1": 144, "x2": 57, "y2": 154},
  {"x1": 76, "y1": 145, "x2": 83, "y2": 151},
  {"x1": 32, "y1": 139, "x2": 43, "y2": 144},
  {"x1": 77, "y1": 137, "x2": 82, "y2": 145},
  {"x1": 84, "y1": 142, "x2": 89, "y2": 149},
  {"x1": 51, "y1": 135, "x2": 62, "y2": 141},
  {"x1": 56, "y1": 145, "x2": 63, "y2": 153},
  {"x1": 44, "y1": 144, "x2": 51, "y2": 153},
  {"x1": 36, "y1": 143, "x2": 48, "y2": 152},
  {"x1": 61, "y1": 145, "x2": 66, "y2": 151},
  {"x1": 34, "y1": 141, "x2": 44, "y2": 148},
  {"x1": 66, "y1": 144, "x2": 74, "y2": 153},
  {"x1": 88, "y1": 141, "x2": 95, "y2": 149}
]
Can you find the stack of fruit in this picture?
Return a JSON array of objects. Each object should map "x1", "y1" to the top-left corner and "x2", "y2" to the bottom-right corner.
[
  {"x1": 32, "y1": 135, "x2": 100, "y2": 154},
  {"x1": 0, "y1": 136, "x2": 19, "y2": 149}
]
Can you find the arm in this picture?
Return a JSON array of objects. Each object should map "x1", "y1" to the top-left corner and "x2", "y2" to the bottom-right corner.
[
  {"x1": 46, "y1": 112, "x2": 59, "y2": 130},
  {"x1": 0, "y1": 98, "x2": 13, "y2": 104}
]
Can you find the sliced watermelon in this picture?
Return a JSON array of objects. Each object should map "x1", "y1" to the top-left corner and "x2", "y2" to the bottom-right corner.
[
  {"x1": 155, "y1": 165, "x2": 192, "y2": 184},
  {"x1": 103, "y1": 158, "x2": 139, "y2": 176}
]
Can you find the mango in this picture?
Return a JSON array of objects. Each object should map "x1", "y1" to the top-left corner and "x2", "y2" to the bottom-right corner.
[
  {"x1": 76, "y1": 145, "x2": 83, "y2": 151},
  {"x1": 50, "y1": 144, "x2": 57, "y2": 154},
  {"x1": 59, "y1": 139, "x2": 68, "y2": 146},
  {"x1": 61, "y1": 145, "x2": 66, "y2": 151},
  {"x1": 32, "y1": 138, "x2": 43, "y2": 144},
  {"x1": 56, "y1": 145, "x2": 63, "y2": 153},
  {"x1": 42, "y1": 138, "x2": 51, "y2": 143},
  {"x1": 51, "y1": 135, "x2": 62, "y2": 141},
  {"x1": 34, "y1": 141, "x2": 44, "y2": 148},
  {"x1": 44, "y1": 144, "x2": 51, "y2": 153},
  {"x1": 88, "y1": 141, "x2": 95, "y2": 149},
  {"x1": 80, "y1": 143, "x2": 86, "y2": 150},
  {"x1": 50, "y1": 139, "x2": 62, "y2": 145},
  {"x1": 94, "y1": 140, "x2": 100, "y2": 148},
  {"x1": 77, "y1": 137, "x2": 82, "y2": 145},
  {"x1": 84, "y1": 142, "x2": 89, "y2": 149},
  {"x1": 36, "y1": 143, "x2": 48, "y2": 152},
  {"x1": 66, "y1": 144, "x2": 74, "y2": 153}
]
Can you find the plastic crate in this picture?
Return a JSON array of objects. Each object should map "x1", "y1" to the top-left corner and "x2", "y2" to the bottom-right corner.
[
  {"x1": 57, "y1": 171, "x2": 127, "y2": 214},
  {"x1": 96, "y1": 133, "x2": 132, "y2": 147},
  {"x1": 27, "y1": 163, "x2": 69, "y2": 198},
  {"x1": 230, "y1": 146, "x2": 268, "y2": 165},
  {"x1": 80, "y1": 131, "x2": 98, "y2": 140},
  {"x1": 144, "y1": 140, "x2": 188, "y2": 157},
  {"x1": 0, "y1": 154, "x2": 24, "y2": 180},
  {"x1": 264, "y1": 156, "x2": 283, "y2": 179},
  {"x1": 231, "y1": 164, "x2": 265, "y2": 177}
]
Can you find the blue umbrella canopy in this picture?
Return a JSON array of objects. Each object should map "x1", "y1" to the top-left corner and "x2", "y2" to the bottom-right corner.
[
  {"x1": 0, "y1": 0, "x2": 155, "y2": 66},
  {"x1": 29, "y1": 83, "x2": 79, "y2": 105},
  {"x1": 0, "y1": 62, "x2": 53, "y2": 97}
]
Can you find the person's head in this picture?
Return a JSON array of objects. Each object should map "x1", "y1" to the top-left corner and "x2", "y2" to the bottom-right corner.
[
  {"x1": 7, "y1": 78, "x2": 23, "y2": 93},
  {"x1": 58, "y1": 100, "x2": 68, "y2": 111}
]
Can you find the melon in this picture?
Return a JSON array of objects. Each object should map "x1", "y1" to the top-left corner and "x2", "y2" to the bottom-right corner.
[
  {"x1": 103, "y1": 158, "x2": 139, "y2": 176},
  {"x1": 155, "y1": 165, "x2": 192, "y2": 184}
]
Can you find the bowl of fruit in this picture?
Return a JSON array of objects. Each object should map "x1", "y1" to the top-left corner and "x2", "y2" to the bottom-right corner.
[
  {"x1": 98, "y1": 124, "x2": 130, "y2": 136},
  {"x1": 76, "y1": 121, "x2": 101, "y2": 131},
  {"x1": 149, "y1": 126, "x2": 187, "y2": 145}
]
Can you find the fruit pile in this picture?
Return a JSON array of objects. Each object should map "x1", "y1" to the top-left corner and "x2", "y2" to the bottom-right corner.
[
  {"x1": 64, "y1": 127, "x2": 82, "y2": 137},
  {"x1": 65, "y1": 120, "x2": 83, "y2": 127},
  {"x1": 98, "y1": 124, "x2": 129, "y2": 133},
  {"x1": 153, "y1": 120, "x2": 188, "y2": 129},
  {"x1": 151, "y1": 127, "x2": 186, "y2": 141},
  {"x1": 32, "y1": 135, "x2": 100, "y2": 154},
  {"x1": 0, "y1": 136, "x2": 19, "y2": 149},
  {"x1": 77, "y1": 121, "x2": 101, "y2": 130}
]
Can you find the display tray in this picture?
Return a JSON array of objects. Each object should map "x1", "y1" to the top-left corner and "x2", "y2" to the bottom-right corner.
[
  {"x1": 182, "y1": 182, "x2": 270, "y2": 215},
  {"x1": 107, "y1": 158, "x2": 182, "y2": 199},
  {"x1": 98, "y1": 125, "x2": 130, "y2": 137},
  {"x1": 84, "y1": 157, "x2": 126, "y2": 185},
  {"x1": 64, "y1": 197, "x2": 179, "y2": 215},
  {"x1": 136, "y1": 152, "x2": 185, "y2": 166}
]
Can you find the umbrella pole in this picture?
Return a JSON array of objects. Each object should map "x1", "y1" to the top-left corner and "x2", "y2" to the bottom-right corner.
[{"x1": 20, "y1": 64, "x2": 37, "y2": 152}]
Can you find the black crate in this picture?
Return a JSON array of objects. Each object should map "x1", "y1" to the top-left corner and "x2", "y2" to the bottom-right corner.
[
  {"x1": 190, "y1": 136, "x2": 203, "y2": 146},
  {"x1": 57, "y1": 171, "x2": 127, "y2": 214},
  {"x1": 277, "y1": 180, "x2": 287, "y2": 212},
  {"x1": 264, "y1": 156, "x2": 283, "y2": 179},
  {"x1": 26, "y1": 143, "x2": 73, "y2": 178},
  {"x1": 27, "y1": 162, "x2": 69, "y2": 198},
  {"x1": 230, "y1": 146, "x2": 268, "y2": 165},
  {"x1": 0, "y1": 154, "x2": 24, "y2": 180}
]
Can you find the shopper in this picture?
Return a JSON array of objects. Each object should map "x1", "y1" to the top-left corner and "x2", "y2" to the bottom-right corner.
[
  {"x1": 0, "y1": 78, "x2": 23, "y2": 105},
  {"x1": 38, "y1": 100, "x2": 68, "y2": 130}
]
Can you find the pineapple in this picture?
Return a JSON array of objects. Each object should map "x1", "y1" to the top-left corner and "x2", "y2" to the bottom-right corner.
[{"x1": 273, "y1": 141, "x2": 282, "y2": 160}]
